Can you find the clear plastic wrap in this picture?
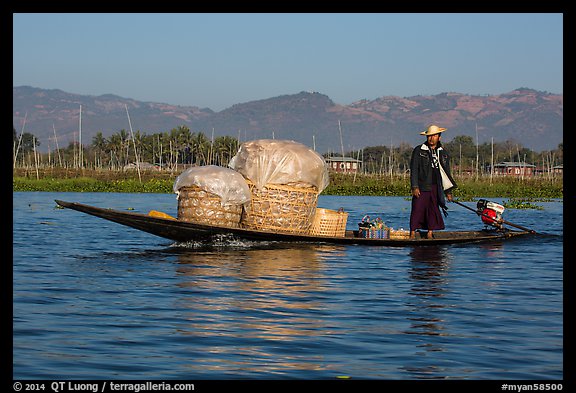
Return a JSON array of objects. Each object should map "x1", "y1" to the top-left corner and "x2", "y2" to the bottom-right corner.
[
  {"x1": 173, "y1": 165, "x2": 251, "y2": 206},
  {"x1": 228, "y1": 139, "x2": 329, "y2": 192}
]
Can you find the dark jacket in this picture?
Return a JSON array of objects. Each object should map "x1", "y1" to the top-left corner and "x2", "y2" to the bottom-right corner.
[{"x1": 410, "y1": 142, "x2": 457, "y2": 214}]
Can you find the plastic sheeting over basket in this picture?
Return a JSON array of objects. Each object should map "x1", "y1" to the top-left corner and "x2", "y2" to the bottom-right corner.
[
  {"x1": 229, "y1": 139, "x2": 330, "y2": 234},
  {"x1": 173, "y1": 165, "x2": 251, "y2": 228},
  {"x1": 228, "y1": 139, "x2": 329, "y2": 192}
]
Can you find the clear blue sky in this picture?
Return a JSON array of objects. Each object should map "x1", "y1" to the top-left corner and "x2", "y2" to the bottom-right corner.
[{"x1": 13, "y1": 13, "x2": 563, "y2": 111}]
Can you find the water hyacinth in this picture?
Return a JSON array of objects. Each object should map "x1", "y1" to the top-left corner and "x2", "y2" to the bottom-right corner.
[{"x1": 13, "y1": 169, "x2": 562, "y2": 200}]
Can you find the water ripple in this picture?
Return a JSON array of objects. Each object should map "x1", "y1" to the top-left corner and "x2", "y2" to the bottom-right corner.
[{"x1": 13, "y1": 193, "x2": 563, "y2": 380}]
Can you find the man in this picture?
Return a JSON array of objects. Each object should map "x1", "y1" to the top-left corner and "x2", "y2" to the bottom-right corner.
[{"x1": 409, "y1": 125, "x2": 457, "y2": 239}]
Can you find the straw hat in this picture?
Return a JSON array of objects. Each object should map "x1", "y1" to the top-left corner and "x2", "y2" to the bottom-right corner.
[{"x1": 420, "y1": 125, "x2": 447, "y2": 136}]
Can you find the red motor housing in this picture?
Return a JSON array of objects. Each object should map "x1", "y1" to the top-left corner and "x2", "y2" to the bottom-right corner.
[
  {"x1": 481, "y1": 208, "x2": 498, "y2": 225},
  {"x1": 476, "y1": 199, "x2": 505, "y2": 228}
]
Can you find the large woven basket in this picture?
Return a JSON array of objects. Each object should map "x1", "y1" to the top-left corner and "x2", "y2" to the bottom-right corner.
[
  {"x1": 309, "y1": 208, "x2": 348, "y2": 237},
  {"x1": 177, "y1": 185, "x2": 242, "y2": 228},
  {"x1": 241, "y1": 180, "x2": 318, "y2": 234}
]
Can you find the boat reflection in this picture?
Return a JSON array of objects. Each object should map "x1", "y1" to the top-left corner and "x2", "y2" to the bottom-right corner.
[
  {"x1": 401, "y1": 246, "x2": 453, "y2": 378},
  {"x1": 171, "y1": 244, "x2": 346, "y2": 375},
  {"x1": 477, "y1": 242, "x2": 506, "y2": 263},
  {"x1": 407, "y1": 246, "x2": 451, "y2": 336}
]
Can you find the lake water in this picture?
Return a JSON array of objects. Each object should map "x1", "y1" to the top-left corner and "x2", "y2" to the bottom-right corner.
[{"x1": 13, "y1": 192, "x2": 563, "y2": 381}]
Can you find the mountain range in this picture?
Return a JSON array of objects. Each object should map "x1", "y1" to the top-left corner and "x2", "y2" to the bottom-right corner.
[{"x1": 13, "y1": 86, "x2": 563, "y2": 154}]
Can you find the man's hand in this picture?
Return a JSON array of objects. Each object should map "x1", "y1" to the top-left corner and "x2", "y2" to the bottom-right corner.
[
  {"x1": 412, "y1": 188, "x2": 421, "y2": 198},
  {"x1": 446, "y1": 193, "x2": 453, "y2": 202}
]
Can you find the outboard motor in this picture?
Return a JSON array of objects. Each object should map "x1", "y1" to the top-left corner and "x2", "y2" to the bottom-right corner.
[{"x1": 476, "y1": 199, "x2": 505, "y2": 228}]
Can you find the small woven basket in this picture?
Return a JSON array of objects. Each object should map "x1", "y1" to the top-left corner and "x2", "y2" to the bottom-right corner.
[
  {"x1": 389, "y1": 229, "x2": 410, "y2": 240},
  {"x1": 309, "y1": 208, "x2": 348, "y2": 237},
  {"x1": 241, "y1": 180, "x2": 318, "y2": 234},
  {"x1": 177, "y1": 185, "x2": 242, "y2": 228}
]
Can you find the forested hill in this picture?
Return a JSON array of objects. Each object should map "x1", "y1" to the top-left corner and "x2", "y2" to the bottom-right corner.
[{"x1": 13, "y1": 86, "x2": 562, "y2": 153}]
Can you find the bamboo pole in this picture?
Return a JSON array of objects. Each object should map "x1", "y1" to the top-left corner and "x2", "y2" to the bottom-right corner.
[
  {"x1": 33, "y1": 136, "x2": 39, "y2": 179},
  {"x1": 338, "y1": 120, "x2": 345, "y2": 173},
  {"x1": 53, "y1": 123, "x2": 63, "y2": 167},
  {"x1": 490, "y1": 137, "x2": 494, "y2": 184},
  {"x1": 79, "y1": 104, "x2": 83, "y2": 169},
  {"x1": 210, "y1": 127, "x2": 215, "y2": 165},
  {"x1": 475, "y1": 122, "x2": 479, "y2": 181},
  {"x1": 125, "y1": 104, "x2": 142, "y2": 183},
  {"x1": 14, "y1": 112, "x2": 27, "y2": 168}
]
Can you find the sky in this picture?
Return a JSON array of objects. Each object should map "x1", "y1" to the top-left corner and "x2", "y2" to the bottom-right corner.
[{"x1": 13, "y1": 13, "x2": 563, "y2": 112}]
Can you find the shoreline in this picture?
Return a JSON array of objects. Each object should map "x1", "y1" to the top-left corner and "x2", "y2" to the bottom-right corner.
[{"x1": 13, "y1": 168, "x2": 563, "y2": 199}]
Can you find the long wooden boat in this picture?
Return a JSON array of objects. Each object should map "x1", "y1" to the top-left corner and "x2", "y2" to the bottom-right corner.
[{"x1": 55, "y1": 200, "x2": 534, "y2": 246}]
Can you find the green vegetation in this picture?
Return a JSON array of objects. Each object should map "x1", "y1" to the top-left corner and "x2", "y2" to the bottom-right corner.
[
  {"x1": 13, "y1": 118, "x2": 562, "y2": 212},
  {"x1": 13, "y1": 123, "x2": 562, "y2": 208},
  {"x1": 325, "y1": 173, "x2": 562, "y2": 200},
  {"x1": 13, "y1": 169, "x2": 563, "y2": 201},
  {"x1": 13, "y1": 176, "x2": 173, "y2": 193},
  {"x1": 502, "y1": 198, "x2": 546, "y2": 210},
  {"x1": 13, "y1": 125, "x2": 240, "y2": 170}
]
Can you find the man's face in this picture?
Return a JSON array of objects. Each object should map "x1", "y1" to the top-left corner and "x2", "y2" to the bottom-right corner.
[{"x1": 427, "y1": 134, "x2": 440, "y2": 145}]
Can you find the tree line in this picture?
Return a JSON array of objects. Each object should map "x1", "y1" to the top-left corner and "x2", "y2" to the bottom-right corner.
[
  {"x1": 13, "y1": 125, "x2": 240, "y2": 171},
  {"x1": 339, "y1": 136, "x2": 563, "y2": 177},
  {"x1": 13, "y1": 125, "x2": 563, "y2": 176}
]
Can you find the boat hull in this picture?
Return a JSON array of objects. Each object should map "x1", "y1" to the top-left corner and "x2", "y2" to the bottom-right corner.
[{"x1": 55, "y1": 200, "x2": 533, "y2": 246}]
